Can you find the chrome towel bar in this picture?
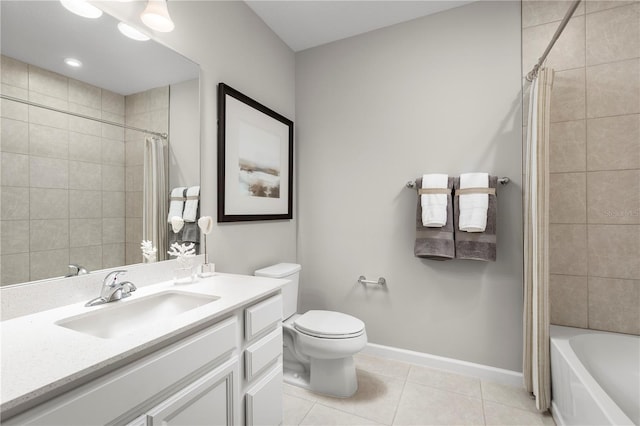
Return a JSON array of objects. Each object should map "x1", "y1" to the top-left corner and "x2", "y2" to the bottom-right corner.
[
  {"x1": 406, "y1": 177, "x2": 509, "y2": 189},
  {"x1": 358, "y1": 276, "x2": 386, "y2": 286}
]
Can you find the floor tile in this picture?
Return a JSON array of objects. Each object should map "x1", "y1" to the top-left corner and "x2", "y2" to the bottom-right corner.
[
  {"x1": 313, "y1": 369, "x2": 405, "y2": 425},
  {"x1": 481, "y1": 381, "x2": 538, "y2": 412},
  {"x1": 393, "y1": 381, "x2": 484, "y2": 425},
  {"x1": 407, "y1": 365, "x2": 482, "y2": 398},
  {"x1": 354, "y1": 354, "x2": 411, "y2": 380},
  {"x1": 483, "y1": 401, "x2": 555, "y2": 426},
  {"x1": 300, "y1": 404, "x2": 384, "y2": 426},
  {"x1": 283, "y1": 394, "x2": 314, "y2": 426},
  {"x1": 283, "y1": 383, "x2": 319, "y2": 402}
]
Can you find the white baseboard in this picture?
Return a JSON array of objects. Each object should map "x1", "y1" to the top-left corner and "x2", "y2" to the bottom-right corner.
[{"x1": 362, "y1": 343, "x2": 523, "y2": 387}]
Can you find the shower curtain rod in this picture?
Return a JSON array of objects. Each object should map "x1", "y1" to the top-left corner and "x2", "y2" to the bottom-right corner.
[
  {"x1": 0, "y1": 94, "x2": 168, "y2": 139},
  {"x1": 526, "y1": 0, "x2": 582, "y2": 82}
]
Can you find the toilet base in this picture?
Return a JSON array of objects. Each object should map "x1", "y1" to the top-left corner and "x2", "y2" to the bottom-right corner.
[{"x1": 310, "y1": 357, "x2": 358, "y2": 398}]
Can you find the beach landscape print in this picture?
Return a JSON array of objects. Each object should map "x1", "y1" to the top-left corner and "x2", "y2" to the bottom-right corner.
[
  {"x1": 238, "y1": 122, "x2": 281, "y2": 199},
  {"x1": 218, "y1": 83, "x2": 294, "y2": 222}
]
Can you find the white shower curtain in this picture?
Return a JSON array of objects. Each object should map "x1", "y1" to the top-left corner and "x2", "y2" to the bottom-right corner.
[
  {"x1": 143, "y1": 136, "x2": 169, "y2": 261},
  {"x1": 523, "y1": 67, "x2": 554, "y2": 412}
]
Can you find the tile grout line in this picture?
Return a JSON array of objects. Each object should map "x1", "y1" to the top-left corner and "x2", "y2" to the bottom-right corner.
[
  {"x1": 388, "y1": 372, "x2": 409, "y2": 426},
  {"x1": 583, "y1": 13, "x2": 590, "y2": 330}
]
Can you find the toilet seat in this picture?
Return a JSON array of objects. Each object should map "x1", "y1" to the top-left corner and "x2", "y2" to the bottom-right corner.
[{"x1": 294, "y1": 310, "x2": 365, "y2": 339}]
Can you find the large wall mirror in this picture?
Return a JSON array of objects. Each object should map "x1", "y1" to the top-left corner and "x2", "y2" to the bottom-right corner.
[{"x1": 0, "y1": 1, "x2": 200, "y2": 286}]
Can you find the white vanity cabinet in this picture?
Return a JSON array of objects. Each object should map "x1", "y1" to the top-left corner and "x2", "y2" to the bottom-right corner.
[{"x1": 3, "y1": 290, "x2": 285, "y2": 426}]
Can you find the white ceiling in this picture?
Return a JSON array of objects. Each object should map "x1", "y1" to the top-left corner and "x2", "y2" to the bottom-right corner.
[{"x1": 245, "y1": 1, "x2": 474, "y2": 52}]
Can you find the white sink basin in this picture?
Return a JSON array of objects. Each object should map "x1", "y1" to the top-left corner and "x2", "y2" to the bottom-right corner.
[{"x1": 56, "y1": 291, "x2": 220, "y2": 339}]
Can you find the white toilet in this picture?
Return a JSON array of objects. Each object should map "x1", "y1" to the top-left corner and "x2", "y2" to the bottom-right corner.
[{"x1": 255, "y1": 263, "x2": 367, "y2": 398}]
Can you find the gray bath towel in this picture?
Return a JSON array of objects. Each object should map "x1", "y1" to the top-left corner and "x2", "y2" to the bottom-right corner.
[
  {"x1": 414, "y1": 177, "x2": 455, "y2": 260},
  {"x1": 453, "y1": 175, "x2": 497, "y2": 261}
]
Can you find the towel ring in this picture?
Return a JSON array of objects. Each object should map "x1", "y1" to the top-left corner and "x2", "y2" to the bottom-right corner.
[{"x1": 406, "y1": 177, "x2": 509, "y2": 189}]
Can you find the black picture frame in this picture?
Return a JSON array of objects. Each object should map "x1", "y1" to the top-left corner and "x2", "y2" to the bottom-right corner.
[{"x1": 217, "y1": 83, "x2": 294, "y2": 222}]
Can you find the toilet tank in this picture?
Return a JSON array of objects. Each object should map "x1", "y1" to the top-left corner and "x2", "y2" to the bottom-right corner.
[{"x1": 254, "y1": 263, "x2": 302, "y2": 320}]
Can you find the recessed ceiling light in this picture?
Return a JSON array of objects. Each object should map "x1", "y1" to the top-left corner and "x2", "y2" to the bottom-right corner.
[
  {"x1": 64, "y1": 58, "x2": 83, "y2": 68},
  {"x1": 60, "y1": 0, "x2": 103, "y2": 19},
  {"x1": 118, "y1": 22, "x2": 150, "y2": 41}
]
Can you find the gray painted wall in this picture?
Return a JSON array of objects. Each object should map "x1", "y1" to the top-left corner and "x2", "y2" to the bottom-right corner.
[
  {"x1": 108, "y1": 1, "x2": 297, "y2": 275},
  {"x1": 296, "y1": 1, "x2": 524, "y2": 371},
  {"x1": 169, "y1": 78, "x2": 200, "y2": 189}
]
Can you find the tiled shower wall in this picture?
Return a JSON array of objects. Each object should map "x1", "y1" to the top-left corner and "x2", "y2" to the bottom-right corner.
[{"x1": 522, "y1": 1, "x2": 640, "y2": 334}]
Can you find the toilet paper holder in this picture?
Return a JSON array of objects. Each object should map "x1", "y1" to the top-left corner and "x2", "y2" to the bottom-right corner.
[{"x1": 358, "y1": 276, "x2": 386, "y2": 286}]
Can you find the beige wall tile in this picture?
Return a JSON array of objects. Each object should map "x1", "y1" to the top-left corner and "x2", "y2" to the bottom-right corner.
[
  {"x1": 103, "y1": 191, "x2": 125, "y2": 218},
  {"x1": 30, "y1": 156, "x2": 68, "y2": 189},
  {"x1": 125, "y1": 191, "x2": 143, "y2": 218},
  {"x1": 550, "y1": 224, "x2": 588, "y2": 275},
  {"x1": 29, "y1": 124, "x2": 68, "y2": 159},
  {"x1": 1, "y1": 253, "x2": 30, "y2": 285},
  {"x1": 550, "y1": 274, "x2": 588, "y2": 327},
  {"x1": 68, "y1": 115, "x2": 101, "y2": 137},
  {"x1": 125, "y1": 218, "x2": 142, "y2": 243},
  {"x1": 29, "y1": 248, "x2": 68, "y2": 281},
  {"x1": 148, "y1": 86, "x2": 169, "y2": 111},
  {"x1": 523, "y1": 0, "x2": 585, "y2": 28},
  {"x1": 125, "y1": 166, "x2": 144, "y2": 191},
  {"x1": 588, "y1": 224, "x2": 640, "y2": 279},
  {"x1": 1, "y1": 118, "x2": 28, "y2": 154},
  {"x1": 68, "y1": 103, "x2": 100, "y2": 120},
  {"x1": 69, "y1": 132, "x2": 101, "y2": 163},
  {"x1": 30, "y1": 219, "x2": 69, "y2": 251},
  {"x1": 69, "y1": 190, "x2": 102, "y2": 219},
  {"x1": 1, "y1": 55, "x2": 28, "y2": 88},
  {"x1": 69, "y1": 218, "x2": 102, "y2": 248},
  {"x1": 28, "y1": 66, "x2": 67, "y2": 100},
  {"x1": 125, "y1": 92, "x2": 148, "y2": 116},
  {"x1": 125, "y1": 139, "x2": 144, "y2": 166},
  {"x1": 550, "y1": 120, "x2": 586, "y2": 172},
  {"x1": 1, "y1": 83, "x2": 28, "y2": 101},
  {"x1": 102, "y1": 111, "x2": 124, "y2": 126},
  {"x1": 28, "y1": 91, "x2": 68, "y2": 111},
  {"x1": 102, "y1": 90, "x2": 125, "y2": 116},
  {"x1": 30, "y1": 188, "x2": 69, "y2": 219},
  {"x1": 102, "y1": 165, "x2": 125, "y2": 192},
  {"x1": 588, "y1": 276, "x2": 640, "y2": 334},
  {"x1": 587, "y1": 59, "x2": 640, "y2": 118},
  {"x1": 586, "y1": 3, "x2": 640, "y2": 65},
  {"x1": 551, "y1": 68, "x2": 586, "y2": 123},
  {"x1": 149, "y1": 109, "x2": 169, "y2": 133},
  {"x1": 28, "y1": 106, "x2": 68, "y2": 130},
  {"x1": 550, "y1": 172, "x2": 587, "y2": 223},
  {"x1": 103, "y1": 218, "x2": 125, "y2": 244},
  {"x1": 1, "y1": 152, "x2": 29, "y2": 187},
  {"x1": 588, "y1": 170, "x2": 640, "y2": 224},
  {"x1": 125, "y1": 242, "x2": 142, "y2": 265},
  {"x1": 587, "y1": 114, "x2": 640, "y2": 170},
  {"x1": 102, "y1": 123, "x2": 124, "y2": 141},
  {"x1": 523, "y1": 16, "x2": 585, "y2": 74},
  {"x1": 102, "y1": 243, "x2": 125, "y2": 268},
  {"x1": 1, "y1": 96, "x2": 28, "y2": 122},
  {"x1": 586, "y1": 0, "x2": 635, "y2": 13},
  {"x1": 1, "y1": 220, "x2": 29, "y2": 254},
  {"x1": 1, "y1": 187, "x2": 29, "y2": 220},
  {"x1": 69, "y1": 160, "x2": 101, "y2": 190},
  {"x1": 102, "y1": 139, "x2": 125, "y2": 165},
  {"x1": 69, "y1": 245, "x2": 102, "y2": 273},
  {"x1": 69, "y1": 79, "x2": 101, "y2": 110}
]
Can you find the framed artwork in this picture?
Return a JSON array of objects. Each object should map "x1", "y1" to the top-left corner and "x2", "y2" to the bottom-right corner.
[{"x1": 217, "y1": 83, "x2": 294, "y2": 222}]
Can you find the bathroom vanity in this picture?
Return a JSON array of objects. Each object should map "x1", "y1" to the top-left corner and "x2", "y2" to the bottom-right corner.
[{"x1": 0, "y1": 273, "x2": 285, "y2": 425}]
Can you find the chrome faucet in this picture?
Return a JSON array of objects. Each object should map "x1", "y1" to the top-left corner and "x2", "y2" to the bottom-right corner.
[
  {"x1": 66, "y1": 264, "x2": 89, "y2": 277},
  {"x1": 85, "y1": 270, "x2": 137, "y2": 307}
]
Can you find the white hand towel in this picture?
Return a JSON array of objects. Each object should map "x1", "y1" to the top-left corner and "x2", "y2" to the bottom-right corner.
[
  {"x1": 421, "y1": 174, "x2": 449, "y2": 227},
  {"x1": 459, "y1": 173, "x2": 489, "y2": 232},
  {"x1": 167, "y1": 187, "x2": 186, "y2": 223},
  {"x1": 183, "y1": 186, "x2": 200, "y2": 222}
]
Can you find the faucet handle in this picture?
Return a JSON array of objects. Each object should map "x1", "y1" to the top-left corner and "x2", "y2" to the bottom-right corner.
[{"x1": 103, "y1": 270, "x2": 127, "y2": 286}]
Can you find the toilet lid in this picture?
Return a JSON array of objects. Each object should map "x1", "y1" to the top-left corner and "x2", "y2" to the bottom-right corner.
[{"x1": 294, "y1": 310, "x2": 365, "y2": 339}]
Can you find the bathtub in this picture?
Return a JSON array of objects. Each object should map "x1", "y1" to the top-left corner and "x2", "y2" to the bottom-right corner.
[{"x1": 550, "y1": 325, "x2": 639, "y2": 426}]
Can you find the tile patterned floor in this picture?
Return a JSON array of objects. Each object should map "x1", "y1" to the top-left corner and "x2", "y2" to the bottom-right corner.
[{"x1": 283, "y1": 354, "x2": 556, "y2": 426}]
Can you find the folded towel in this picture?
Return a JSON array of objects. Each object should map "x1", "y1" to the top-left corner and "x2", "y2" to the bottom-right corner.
[
  {"x1": 414, "y1": 177, "x2": 455, "y2": 260},
  {"x1": 167, "y1": 187, "x2": 187, "y2": 222},
  {"x1": 421, "y1": 174, "x2": 449, "y2": 227},
  {"x1": 182, "y1": 222, "x2": 200, "y2": 244},
  {"x1": 458, "y1": 173, "x2": 489, "y2": 232},
  {"x1": 183, "y1": 186, "x2": 200, "y2": 223},
  {"x1": 454, "y1": 176, "x2": 497, "y2": 261}
]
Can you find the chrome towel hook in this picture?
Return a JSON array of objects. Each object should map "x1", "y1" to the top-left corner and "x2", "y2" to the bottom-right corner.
[{"x1": 358, "y1": 276, "x2": 386, "y2": 286}]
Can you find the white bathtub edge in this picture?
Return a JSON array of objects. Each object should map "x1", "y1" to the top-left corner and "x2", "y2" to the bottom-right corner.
[
  {"x1": 362, "y1": 343, "x2": 523, "y2": 387},
  {"x1": 550, "y1": 401, "x2": 566, "y2": 426}
]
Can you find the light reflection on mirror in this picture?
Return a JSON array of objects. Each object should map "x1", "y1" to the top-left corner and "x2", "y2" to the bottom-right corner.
[{"x1": 0, "y1": 1, "x2": 200, "y2": 286}]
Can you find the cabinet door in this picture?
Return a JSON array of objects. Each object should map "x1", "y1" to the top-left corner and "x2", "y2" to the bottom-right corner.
[
  {"x1": 146, "y1": 357, "x2": 238, "y2": 426},
  {"x1": 245, "y1": 365, "x2": 283, "y2": 426}
]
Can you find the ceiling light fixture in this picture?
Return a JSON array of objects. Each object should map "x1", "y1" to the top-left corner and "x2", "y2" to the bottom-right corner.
[
  {"x1": 140, "y1": 0, "x2": 175, "y2": 33},
  {"x1": 64, "y1": 58, "x2": 83, "y2": 68},
  {"x1": 59, "y1": 0, "x2": 103, "y2": 19},
  {"x1": 118, "y1": 22, "x2": 151, "y2": 41}
]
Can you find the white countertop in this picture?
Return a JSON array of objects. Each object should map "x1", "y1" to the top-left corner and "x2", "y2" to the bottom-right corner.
[{"x1": 0, "y1": 273, "x2": 284, "y2": 417}]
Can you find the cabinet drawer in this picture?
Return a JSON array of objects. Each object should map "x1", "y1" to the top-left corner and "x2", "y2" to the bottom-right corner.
[
  {"x1": 6, "y1": 317, "x2": 238, "y2": 426},
  {"x1": 244, "y1": 294, "x2": 282, "y2": 341},
  {"x1": 245, "y1": 365, "x2": 283, "y2": 426},
  {"x1": 245, "y1": 328, "x2": 282, "y2": 381}
]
